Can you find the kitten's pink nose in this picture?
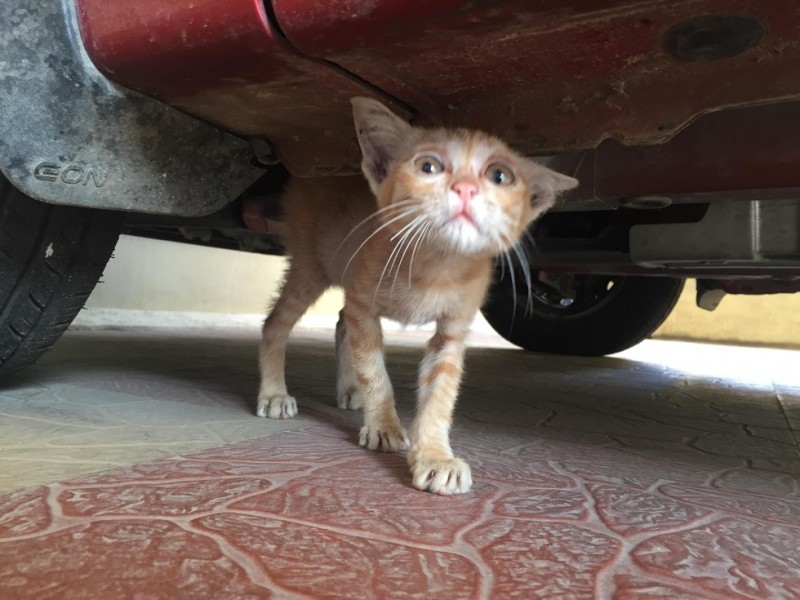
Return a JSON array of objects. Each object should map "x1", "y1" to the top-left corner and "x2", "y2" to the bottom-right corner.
[{"x1": 451, "y1": 179, "x2": 479, "y2": 204}]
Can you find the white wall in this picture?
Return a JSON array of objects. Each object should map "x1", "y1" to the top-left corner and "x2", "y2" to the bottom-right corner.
[{"x1": 87, "y1": 235, "x2": 343, "y2": 316}]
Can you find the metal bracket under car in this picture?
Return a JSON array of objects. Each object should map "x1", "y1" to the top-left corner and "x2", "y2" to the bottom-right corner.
[
  {"x1": 0, "y1": 0, "x2": 264, "y2": 217},
  {"x1": 630, "y1": 199, "x2": 800, "y2": 268}
]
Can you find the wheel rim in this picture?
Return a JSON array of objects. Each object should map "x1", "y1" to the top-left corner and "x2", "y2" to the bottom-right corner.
[{"x1": 500, "y1": 270, "x2": 627, "y2": 321}]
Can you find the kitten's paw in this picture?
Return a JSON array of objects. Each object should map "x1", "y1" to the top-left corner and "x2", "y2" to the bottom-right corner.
[
  {"x1": 337, "y1": 388, "x2": 363, "y2": 410},
  {"x1": 359, "y1": 423, "x2": 409, "y2": 452},
  {"x1": 256, "y1": 394, "x2": 298, "y2": 419},
  {"x1": 411, "y1": 457, "x2": 472, "y2": 495}
]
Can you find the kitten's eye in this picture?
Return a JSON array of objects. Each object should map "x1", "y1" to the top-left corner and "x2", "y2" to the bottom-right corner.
[
  {"x1": 485, "y1": 162, "x2": 516, "y2": 186},
  {"x1": 414, "y1": 154, "x2": 445, "y2": 176}
]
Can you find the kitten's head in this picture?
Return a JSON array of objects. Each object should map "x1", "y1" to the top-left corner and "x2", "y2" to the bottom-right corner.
[{"x1": 352, "y1": 97, "x2": 578, "y2": 256}]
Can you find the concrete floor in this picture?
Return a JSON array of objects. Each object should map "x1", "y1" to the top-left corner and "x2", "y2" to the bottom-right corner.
[{"x1": 1, "y1": 326, "x2": 799, "y2": 598}]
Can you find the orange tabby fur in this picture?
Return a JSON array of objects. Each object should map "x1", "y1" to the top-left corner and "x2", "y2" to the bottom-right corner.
[{"x1": 257, "y1": 98, "x2": 578, "y2": 495}]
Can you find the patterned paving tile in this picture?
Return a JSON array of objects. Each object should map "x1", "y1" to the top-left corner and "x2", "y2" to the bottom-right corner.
[{"x1": 0, "y1": 329, "x2": 798, "y2": 597}]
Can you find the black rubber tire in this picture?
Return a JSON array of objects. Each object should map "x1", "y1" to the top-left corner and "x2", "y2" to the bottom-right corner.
[
  {"x1": 481, "y1": 274, "x2": 685, "y2": 356},
  {"x1": 0, "y1": 176, "x2": 124, "y2": 377}
]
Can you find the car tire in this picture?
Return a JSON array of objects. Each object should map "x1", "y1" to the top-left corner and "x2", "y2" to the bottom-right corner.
[
  {"x1": 481, "y1": 272, "x2": 685, "y2": 356},
  {"x1": 0, "y1": 175, "x2": 124, "y2": 377}
]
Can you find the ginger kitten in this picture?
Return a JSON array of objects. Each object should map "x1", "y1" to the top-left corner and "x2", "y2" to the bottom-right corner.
[{"x1": 257, "y1": 98, "x2": 578, "y2": 495}]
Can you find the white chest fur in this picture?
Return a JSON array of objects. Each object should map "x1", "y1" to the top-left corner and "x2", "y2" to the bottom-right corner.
[{"x1": 374, "y1": 275, "x2": 484, "y2": 326}]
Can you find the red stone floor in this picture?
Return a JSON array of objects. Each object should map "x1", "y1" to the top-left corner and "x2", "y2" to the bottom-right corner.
[{"x1": 1, "y1": 329, "x2": 799, "y2": 598}]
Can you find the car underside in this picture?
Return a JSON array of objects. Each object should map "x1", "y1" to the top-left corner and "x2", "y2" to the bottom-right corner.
[{"x1": 1, "y1": 0, "x2": 799, "y2": 372}]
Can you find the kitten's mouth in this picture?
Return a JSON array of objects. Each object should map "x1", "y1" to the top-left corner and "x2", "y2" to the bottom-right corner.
[
  {"x1": 443, "y1": 211, "x2": 489, "y2": 246},
  {"x1": 446, "y1": 210, "x2": 478, "y2": 228}
]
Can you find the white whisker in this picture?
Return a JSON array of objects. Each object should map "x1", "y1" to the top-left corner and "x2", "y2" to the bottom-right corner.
[
  {"x1": 332, "y1": 200, "x2": 419, "y2": 259},
  {"x1": 374, "y1": 215, "x2": 424, "y2": 302},
  {"x1": 342, "y1": 208, "x2": 420, "y2": 278},
  {"x1": 509, "y1": 240, "x2": 534, "y2": 315},
  {"x1": 523, "y1": 230, "x2": 538, "y2": 254},
  {"x1": 486, "y1": 229, "x2": 504, "y2": 276},
  {"x1": 502, "y1": 243, "x2": 517, "y2": 329},
  {"x1": 386, "y1": 216, "x2": 424, "y2": 280},
  {"x1": 390, "y1": 217, "x2": 427, "y2": 297},
  {"x1": 408, "y1": 221, "x2": 432, "y2": 287},
  {"x1": 390, "y1": 213, "x2": 423, "y2": 242}
]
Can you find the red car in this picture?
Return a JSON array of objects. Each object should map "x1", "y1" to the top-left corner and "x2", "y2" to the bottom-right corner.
[{"x1": 1, "y1": 0, "x2": 799, "y2": 375}]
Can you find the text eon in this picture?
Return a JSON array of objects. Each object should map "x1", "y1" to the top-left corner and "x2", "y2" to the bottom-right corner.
[{"x1": 33, "y1": 162, "x2": 107, "y2": 188}]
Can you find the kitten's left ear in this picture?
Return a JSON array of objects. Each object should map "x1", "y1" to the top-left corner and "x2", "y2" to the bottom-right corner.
[
  {"x1": 351, "y1": 97, "x2": 415, "y2": 194},
  {"x1": 520, "y1": 160, "x2": 579, "y2": 209}
]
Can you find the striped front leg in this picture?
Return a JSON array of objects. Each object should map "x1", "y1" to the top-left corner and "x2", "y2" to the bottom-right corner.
[{"x1": 409, "y1": 317, "x2": 472, "y2": 495}]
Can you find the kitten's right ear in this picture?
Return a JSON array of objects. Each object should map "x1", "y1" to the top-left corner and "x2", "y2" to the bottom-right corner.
[
  {"x1": 520, "y1": 160, "x2": 580, "y2": 212},
  {"x1": 351, "y1": 97, "x2": 414, "y2": 194}
]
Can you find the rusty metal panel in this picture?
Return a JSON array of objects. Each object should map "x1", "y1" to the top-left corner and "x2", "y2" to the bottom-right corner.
[
  {"x1": 75, "y1": 0, "x2": 408, "y2": 176},
  {"x1": 273, "y1": 0, "x2": 800, "y2": 154},
  {"x1": 77, "y1": 0, "x2": 800, "y2": 178},
  {"x1": 592, "y1": 101, "x2": 800, "y2": 199}
]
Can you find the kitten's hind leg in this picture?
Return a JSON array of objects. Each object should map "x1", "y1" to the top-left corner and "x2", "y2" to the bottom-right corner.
[
  {"x1": 343, "y1": 294, "x2": 408, "y2": 451},
  {"x1": 335, "y1": 310, "x2": 363, "y2": 410},
  {"x1": 257, "y1": 264, "x2": 325, "y2": 419}
]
